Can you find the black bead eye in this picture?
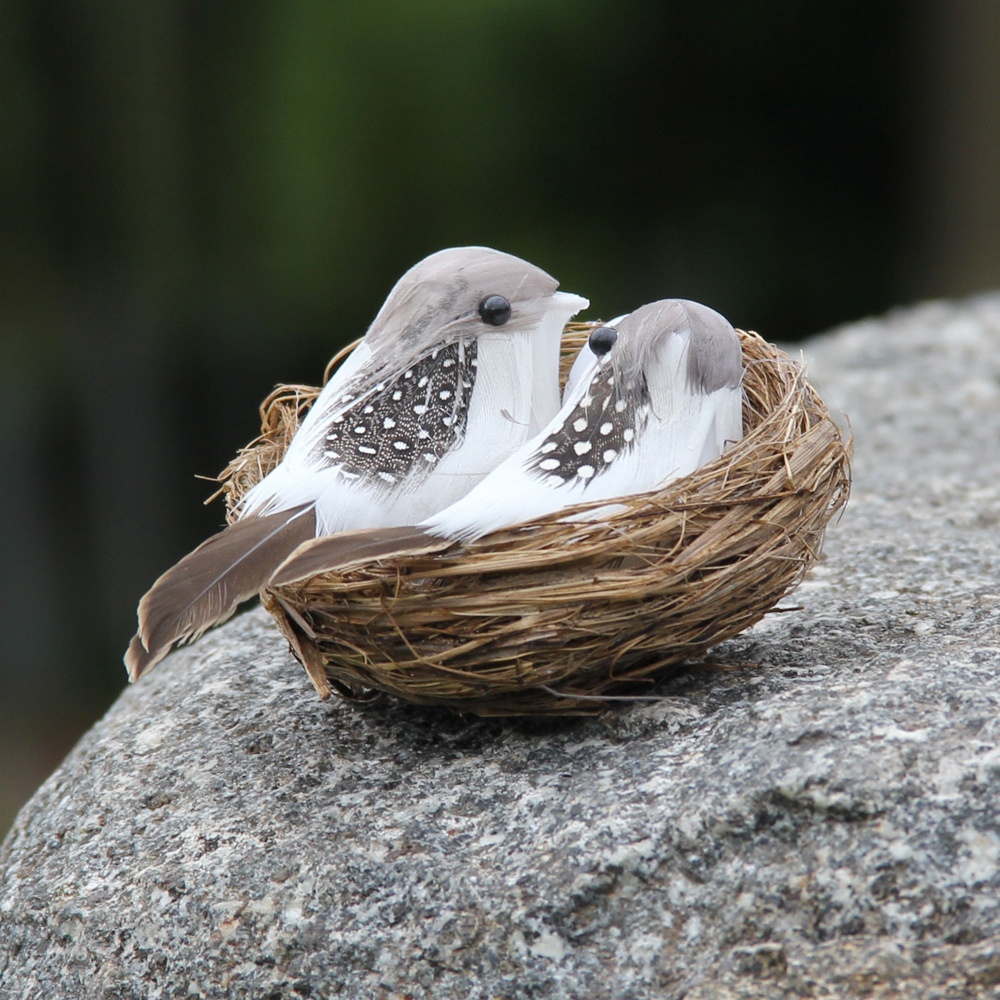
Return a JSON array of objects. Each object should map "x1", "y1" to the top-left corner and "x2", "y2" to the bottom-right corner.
[
  {"x1": 478, "y1": 294, "x2": 511, "y2": 326},
  {"x1": 588, "y1": 325, "x2": 618, "y2": 357}
]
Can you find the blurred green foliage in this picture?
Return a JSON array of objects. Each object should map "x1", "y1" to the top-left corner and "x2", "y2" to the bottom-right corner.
[{"x1": 4, "y1": 1, "x2": 911, "y2": 376}]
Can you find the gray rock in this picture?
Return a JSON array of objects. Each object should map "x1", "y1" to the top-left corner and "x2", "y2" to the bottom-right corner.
[{"x1": 2, "y1": 296, "x2": 999, "y2": 1000}]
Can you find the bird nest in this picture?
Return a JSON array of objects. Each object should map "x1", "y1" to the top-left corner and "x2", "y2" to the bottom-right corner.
[{"x1": 219, "y1": 326, "x2": 851, "y2": 715}]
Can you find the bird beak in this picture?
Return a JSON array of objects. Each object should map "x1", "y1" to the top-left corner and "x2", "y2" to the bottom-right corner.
[{"x1": 550, "y1": 291, "x2": 590, "y2": 317}]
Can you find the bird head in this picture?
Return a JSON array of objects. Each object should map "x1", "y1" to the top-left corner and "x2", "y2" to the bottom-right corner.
[
  {"x1": 363, "y1": 246, "x2": 588, "y2": 366},
  {"x1": 607, "y1": 299, "x2": 743, "y2": 401}
]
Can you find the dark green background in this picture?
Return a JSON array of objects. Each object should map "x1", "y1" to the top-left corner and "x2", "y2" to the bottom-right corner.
[{"x1": 2, "y1": 1, "x2": 998, "y2": 835}]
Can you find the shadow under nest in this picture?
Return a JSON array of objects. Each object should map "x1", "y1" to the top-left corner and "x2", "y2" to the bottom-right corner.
[{"x1": 219, "y1": 326, "x2": 852, "y2": 716}]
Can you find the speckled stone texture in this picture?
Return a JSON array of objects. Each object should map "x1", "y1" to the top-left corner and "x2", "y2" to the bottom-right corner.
[{"x1": 2, "y1": 297, "x2": 999, "y2": 1000}]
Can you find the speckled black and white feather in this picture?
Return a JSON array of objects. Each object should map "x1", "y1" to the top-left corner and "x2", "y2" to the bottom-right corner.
[
  {"x1": 305, "y1": 338, "x2": 479, "y2": 491},
  {"x1": 525, "y1": 361, "x2": 650, "y2": 486}
]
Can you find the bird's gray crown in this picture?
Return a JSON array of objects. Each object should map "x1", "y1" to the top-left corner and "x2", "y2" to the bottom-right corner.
[
  {"x1": 611, "y1": 299, "x2": 743, "y2": 394},
  {"x1": 364, "y1": 247, "x2": 561, "y2": 363}
]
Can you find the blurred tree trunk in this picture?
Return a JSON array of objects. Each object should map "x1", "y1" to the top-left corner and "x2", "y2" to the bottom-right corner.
[{"x1": 911, "y1": 0, "x2": 1000, "y2": 297}]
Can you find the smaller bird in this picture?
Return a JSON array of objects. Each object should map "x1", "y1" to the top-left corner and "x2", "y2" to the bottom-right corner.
[
  {"x1": 125, "y1": 247, "x2": 588, "y2": 680},
  {"x1": 271, "y1": 298, "x2": 744, "y2": 584}
]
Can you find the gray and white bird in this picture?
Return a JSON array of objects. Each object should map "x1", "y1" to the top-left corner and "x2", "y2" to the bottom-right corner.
[
  {"x1": 425, "y1": 298, "x2": 744, "y2": 539},
  {"x1": 270, "y1": 298, "x2": 744, "y2": 584},
  {"x1": 125, "y1": 246, "x2": 588, "y2": 680}
]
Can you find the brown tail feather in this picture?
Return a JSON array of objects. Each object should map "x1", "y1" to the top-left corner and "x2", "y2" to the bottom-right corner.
[
  {"x1": 269, "y1": 526, "x2": 452, "y2": 588},
  {"x1": 125, "y1": 505, "x2": 316, "y2": 682}
]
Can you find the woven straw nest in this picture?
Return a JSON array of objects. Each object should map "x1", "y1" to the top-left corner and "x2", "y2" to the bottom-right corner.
[{"x1": 219, "y1": 326, "x2": 851, "y2": 716}]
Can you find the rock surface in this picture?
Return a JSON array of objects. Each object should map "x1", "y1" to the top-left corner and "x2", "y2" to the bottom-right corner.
[{"x1": 2, "y1": 296, "x2": 999, "y2": 1000}]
